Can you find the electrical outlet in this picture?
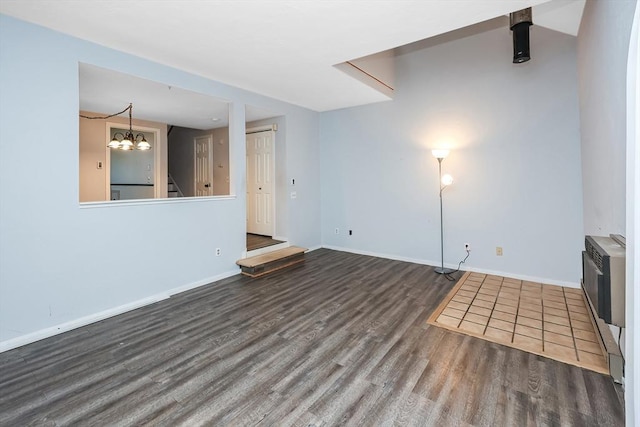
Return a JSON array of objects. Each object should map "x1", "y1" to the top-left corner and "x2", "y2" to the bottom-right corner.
[
  {"x1": 496, "y1": 246, "x2": 503, "y2": 256},
  {"x1": 464, "y1": 243, "x2": 471, "y2": 252},
  {"x1": 215, "y1": 248, "x2": 221, "y2": 256},
  {"x1": 335, "y1": 228, "x2": 339, "y2": 234}
]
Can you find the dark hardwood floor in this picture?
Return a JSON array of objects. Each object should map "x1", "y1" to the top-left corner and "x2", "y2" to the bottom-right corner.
[
  {"x1": 247, "y1": 234, "x2": 284, "y2": 252},
  {"x1": 0, "y1": 249, "x2": 624, "y2": 426}
]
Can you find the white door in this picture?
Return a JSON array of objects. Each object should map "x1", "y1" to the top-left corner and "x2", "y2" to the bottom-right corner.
[
  {"x1": 246, "y1": 130, "x2": 274, "y2": 236},
  {"x1": 195, "y1": 135, "x2": 213, "y2": 196}
]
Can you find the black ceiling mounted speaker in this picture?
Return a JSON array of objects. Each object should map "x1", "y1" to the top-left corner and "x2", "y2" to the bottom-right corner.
[{"x1": 510, "y1": 8, "x2": 533, "y2": 63}]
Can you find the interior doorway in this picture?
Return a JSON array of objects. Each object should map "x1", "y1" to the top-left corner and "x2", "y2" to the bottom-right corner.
[
  {"x1": 244, "y1": 105, "x2": 287, "y2": 256},
  {"x1": 246, "y1": 127, "x2": 275, "y2": 236},
  {"x1": 194, "y1": 135, "x2": 213, "y2": 197}
]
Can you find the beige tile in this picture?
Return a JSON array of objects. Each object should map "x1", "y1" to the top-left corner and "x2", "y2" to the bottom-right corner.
[
  {"x1": 544, "y1": 313, "x2": 570, "y2": 326},
  {"x1": 567, "y1": 302, "x2": 589, "y2": 313},
  {"x1": 572, "y1": 319, "x2": 594, "y2": 332},
  {"x1": 522, "y1": 280, "x2": 542, "y2": 289},
  {"x1": 542, "y1": 294, "x2": 566, "y2": 304},
  {"x1": 516, "y1": 316, "x2": 542, "y2": 330},
  {"x1": 499, "y1": 290, "x2": 519, "y2": 300},
  {"x1": 543, "y1": 284, "x2": 564, "y2": 293},
  {"x1": 564, "y1": 287, "x2": 583, "y2": 296},
  {"x1": 452, "y1": 295, "x2": 473, "y2": 305},
  {"x1": 468, "y1": 305, "x2": 492, "y2": 317},
  {"x1": 492, "y1": 310, "x2": 516, "y2": 323},
  {"x1": 468, "y1": 273, "x2": 486, "y2": 280},
  {"x1": 442, "y1": 307, "x2": 466, "y2": 319},
  {"x1": 544, "y1": 341, "x2": 577, "y2": 361},
  {"x1": 564, "y1": 291, "x2": 583, "y2": 300},
  {"x1": 573, "y1": 329, "x2": 597, "y2": 343},
  {"x1": 518, "y1": 308, "x2": 543, "y2": 320},
  {"x1": 569, "y1": 312, "x2": 591, "y2": 324},
  {"x1": 515, "y1": 324, "x2": 542, "y2": 340},
  {"x1": 461, "y1": 284, "x2": 480, "y2": 293},
  {"x1": 578, "y1": 350, "x2": 608, "y2": 371},
  {"x1": 447, "y1": 301, "x2": 469, "y2": 312},
  {"x1": 485, "y1": 327, "x2": 513, "y2": 343},
  {"x1": 437, "y1": 314, "x2": 462, "y2": 328},
  {"x1": 496, "y1": 297, "x2": 519, "y2": 308},
  {"x1": 520, "y1": 302, "x2": 542, "y2": 313},
  {"x1": 543, "y1": 300, "x2": 567, "y2": 310},
  {"x1": 520, "y1": 297, "x2": 542, "y2": 307},
  {"x1": 543, "y1": 322, "x2": 572, "y2": 337},
  {"x1": 488, "y1": 318, "x2": 514, "y2": 332},
  {"x1": 459, "y1": 320, "x2": 486, "y2": 335},
  {"x1": 475, "y1": 293, "x2": 497, "y2": 303},
  {"x1": 464, "y1": 312, "x2": 489, "y2": 326},
  {"x1": 494, "y1": 303, "x2": 517, "y2": 315},
  {"x1": 575, "y1": 339, "x2": 603, "y2": 355},
  {"x1": 520, "y1": 291, "x2": 541, "y2": 299},
  {"x1": 484, "y1": 281, "x2": 502, "y2": 288},
  {"x1": 502, "y1": 282, "x2": 521, "y2": 290},
  {"x1": 513, "y1": 334, "x2": 543, "y2": 353},
  {"x1": 478, "y1": 286, "x2": 499, "y2": 296},
  {"x1": 458, "y1": 289, "x2": 477, "y2": 299},
  {"x1": 544, "y1": 307, "x2": 569, "y2": 319},
  {"x1": 472, "y1": 299, "x2": 494, "y2": 309},
  {"x1": 544, "y1": 331, "x2": 575, "y2": 347},
  {"x1": 480, "y1": 282, "x2": 501, "y2": 290}
]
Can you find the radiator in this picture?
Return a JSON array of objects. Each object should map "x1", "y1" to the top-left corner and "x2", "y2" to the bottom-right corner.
[{"x1": 582, "y1": 235, "x2": 626, "y2": 327}]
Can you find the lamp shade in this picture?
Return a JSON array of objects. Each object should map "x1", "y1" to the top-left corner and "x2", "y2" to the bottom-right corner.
[
  {"x1": 432, "y1": 149, "x2": 450, "y2": 159},
  {"x1": 441, "y1": 174, "x2": 454, "y2": 186}
]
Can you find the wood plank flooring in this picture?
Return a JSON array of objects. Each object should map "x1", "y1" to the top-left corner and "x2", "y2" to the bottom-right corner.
[
  {"x1": 246, "y1": 234, "x2": 284, "y2": 251},
  {"x1": 0, "y1": 249, "x2": 625, "y2": 426}
]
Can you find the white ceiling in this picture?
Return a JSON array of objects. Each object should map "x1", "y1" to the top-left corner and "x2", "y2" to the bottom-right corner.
[{"x1": 1, "y1": 0, "x2": 585, "y2": 115}]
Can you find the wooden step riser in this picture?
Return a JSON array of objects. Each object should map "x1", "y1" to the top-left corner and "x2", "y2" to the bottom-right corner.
[{"x1": 240, "y1": 253, "x2": 305, "y2": 278}]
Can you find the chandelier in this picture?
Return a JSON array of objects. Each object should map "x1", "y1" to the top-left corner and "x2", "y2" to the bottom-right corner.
[{"x1": 80, "y1": 103, "x2": 151, "y2": 151}]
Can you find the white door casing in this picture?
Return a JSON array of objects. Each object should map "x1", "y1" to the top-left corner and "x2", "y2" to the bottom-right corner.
[
  {"x1": 246, "y1": 130, "x2": 275, "y2": 236},
  {"x1": 195, "y1": 135, "x2": 213, "y2": 197}
]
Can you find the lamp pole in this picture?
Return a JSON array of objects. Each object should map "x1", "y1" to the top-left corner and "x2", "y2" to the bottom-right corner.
[{"x1": 434, "y1": 155, "x2": 454, "y2": 274}]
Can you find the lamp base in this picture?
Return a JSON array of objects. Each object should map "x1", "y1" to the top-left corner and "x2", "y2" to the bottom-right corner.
[{"x1": 434, "y1": 267, "x2": 456, "y2": 274}]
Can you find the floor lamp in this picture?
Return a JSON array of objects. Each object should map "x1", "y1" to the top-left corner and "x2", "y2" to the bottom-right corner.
[{"x1": 432, "y1": 149, "x2": 454, "y2": 274}]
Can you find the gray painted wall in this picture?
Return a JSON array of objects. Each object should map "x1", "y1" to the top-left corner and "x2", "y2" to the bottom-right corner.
[
  {"x1": 0, "y1": 14, "x2": 321, "y2": 348},
  {"x1": 320, "y1": 22, "x2": 584, "y2": 285},
  {"x1": 578, "y1": 0, "x2": 637, "y2": 236}
]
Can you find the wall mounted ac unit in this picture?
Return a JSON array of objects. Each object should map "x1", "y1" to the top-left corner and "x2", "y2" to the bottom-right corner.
[{"x1": 582, "y1": 235, "x2": 626, "y2": 327}]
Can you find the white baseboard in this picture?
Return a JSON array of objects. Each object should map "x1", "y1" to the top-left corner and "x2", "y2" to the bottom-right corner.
[
  {"x1": 0, "y1": 269, "x2": 240, "y2": 353},
  {"x1": 321, "y1": 245, "x2": 579, "y2": 288}
]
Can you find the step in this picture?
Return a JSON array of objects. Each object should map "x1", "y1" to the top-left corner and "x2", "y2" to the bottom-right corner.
[{"x1": 236, "y1": 246, "x2": 307, "y2": 278}]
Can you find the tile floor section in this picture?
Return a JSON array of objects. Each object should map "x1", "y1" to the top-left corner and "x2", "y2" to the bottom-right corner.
[{"x1": 429, "y1": 272, "x2": 608, "y2": 374}]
